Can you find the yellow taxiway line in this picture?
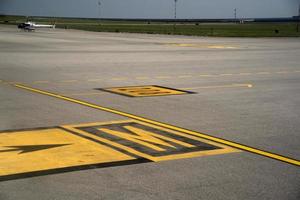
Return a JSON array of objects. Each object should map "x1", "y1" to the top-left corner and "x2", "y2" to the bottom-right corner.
[{"x1": 13, "y1": 84, "x2": 300, "y2": 166}]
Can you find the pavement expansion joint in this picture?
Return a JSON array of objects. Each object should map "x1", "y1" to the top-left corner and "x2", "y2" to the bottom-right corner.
[{"x1": 3, "y1": 70, "x2": 298, "y2": 86}]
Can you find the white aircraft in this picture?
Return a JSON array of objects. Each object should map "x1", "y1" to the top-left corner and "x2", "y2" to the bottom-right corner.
[{"x1": 18, "y1": 21, "x2": 56, "y2": 31}]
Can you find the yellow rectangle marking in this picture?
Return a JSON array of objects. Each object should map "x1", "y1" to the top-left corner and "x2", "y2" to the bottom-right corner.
[
  {"x1": 102, "y1": 85, "x2": 189, "y2": 97},
  {"x1": 0, "y1": 128, "x2": 134, "y2": 177},
  {"x1": 62, "y1": 120, "x2": 239, "y2": 162},
  {"x1": 13, "y1": 84, "x2": 300, "y2": 166}
]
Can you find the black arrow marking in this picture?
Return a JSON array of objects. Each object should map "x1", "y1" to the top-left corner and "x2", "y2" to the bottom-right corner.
[{"x1": 0, "y1": 144, "x2": 71, "y2": 154}]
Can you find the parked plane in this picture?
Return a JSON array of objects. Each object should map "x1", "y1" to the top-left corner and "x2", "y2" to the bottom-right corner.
[{"x1": 18, "y1": 22, "x2": 55, "y2": 31}]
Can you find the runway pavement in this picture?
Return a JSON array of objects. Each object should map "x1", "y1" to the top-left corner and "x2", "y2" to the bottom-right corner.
[{"x1": 0, "y1": 24, "x2": 299, "y2": 200}]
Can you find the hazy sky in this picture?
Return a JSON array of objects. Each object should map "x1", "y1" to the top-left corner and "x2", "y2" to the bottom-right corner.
[{"x1": 0, "y1": 0, "x2": 299, "y2": 19}]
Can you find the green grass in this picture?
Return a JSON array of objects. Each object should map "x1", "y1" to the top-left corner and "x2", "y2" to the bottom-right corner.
[
  {"x1": 1, "y1": 15, "x2": 300, "y2": 37},
  {"x1": 57, "y1": 23, "x2": 300, "y2": 37}
]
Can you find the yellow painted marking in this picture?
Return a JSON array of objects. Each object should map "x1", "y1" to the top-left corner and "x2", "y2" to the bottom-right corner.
[
  {"x1": 100, "y1": 125, "x2": 194, "y2": 150},
  {"x1": 180, "y1": 84, "x2": 253, "y2": 90},
  {"x1": 103, "y1": 85, "x2": 187, "y2": 97},
  {"x1": 0, "y1": 128, "x2": 134, "y2": 177},
  {"x1": 14, "y1": 84, "x2": 300, "y2": 166},
  {"x1": 100, "y1": 127, "x2": 175, "y2": 151},
  {"x1": 208, "y1": 45, "x2": 237, "y2": 49},
  {"x1": 63, "y1": 123, "x2": 155, "y2": 161},
  {"x1": 63, "y1": 120, "x2": 238, "y2": 162},
  {"x1": 167, "y1": 43, "x2": 199, "y2": 47}
]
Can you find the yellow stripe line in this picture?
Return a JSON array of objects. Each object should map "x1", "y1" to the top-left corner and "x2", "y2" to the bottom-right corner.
[{"x1": 13, "y1": 84, "x2": 300, "y2": 166}]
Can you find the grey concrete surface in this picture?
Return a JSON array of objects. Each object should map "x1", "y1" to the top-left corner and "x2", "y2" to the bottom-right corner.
[{"x1": 0, "y1": 24, "x2": 299, "y2": 199}]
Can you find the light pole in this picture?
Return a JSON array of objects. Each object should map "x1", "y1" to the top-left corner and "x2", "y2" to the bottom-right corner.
[
  {"x1": 234, "y1": 8, "x2": 237, "y2": 23},
  {"x1": 173, "y1": 0, "x2": 178, "y2": 33},
  {"x1": 174, "y1": 0, "x2": 177, "y2": 20},
  {"x1": 297, "y1": 3, "x2": 300, "y2": 32},
  {"x1": 98, "y1": 1, "x2": 101, "y2": 24}
]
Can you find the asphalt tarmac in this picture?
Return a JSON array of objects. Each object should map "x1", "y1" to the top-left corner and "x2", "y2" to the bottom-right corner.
[{"x1": 0, "y1": 25, "x2": 299, "y2": 200}]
